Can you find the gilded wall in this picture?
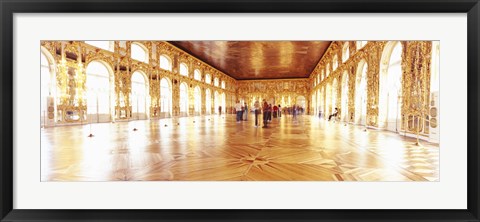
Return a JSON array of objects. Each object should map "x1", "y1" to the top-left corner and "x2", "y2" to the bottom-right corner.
[
  {"x1": 41, "y1": 41, "x2": 236, "y2": 124},
  {"x1": 309, "y1": 41, "x2": 435, "y2": 135}
]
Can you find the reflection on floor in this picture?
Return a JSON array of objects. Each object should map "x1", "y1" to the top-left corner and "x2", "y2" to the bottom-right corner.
[{"x1": 41, "y1": 114, "x2": 439, "y2": 181}]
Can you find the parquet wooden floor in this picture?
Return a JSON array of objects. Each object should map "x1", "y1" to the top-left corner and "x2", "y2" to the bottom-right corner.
[{"x1": 41, "y1": 114, "x2": 439, "y2": 181}]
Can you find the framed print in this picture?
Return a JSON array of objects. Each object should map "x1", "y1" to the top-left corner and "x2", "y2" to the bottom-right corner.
[{"x1": 1, "y1": 0, "x2": 480, "y2": 221}]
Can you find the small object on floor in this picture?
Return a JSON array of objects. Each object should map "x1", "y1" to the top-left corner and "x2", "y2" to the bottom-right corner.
[
  {"x1": 133, "y1": 128, "x2": 138, "y2": 131},
  {"x1": 88, "y1": 133, "x2": 94, "y2": 137},
  {"x1": 177, "y1": 123, "x2": 180, "y2": 125},
  {"x1": 164, "y1": 124, "x2": 168, "y2": 127}
]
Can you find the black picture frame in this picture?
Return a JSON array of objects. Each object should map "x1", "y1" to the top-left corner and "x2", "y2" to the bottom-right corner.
[{"x1": 1, "y1": 0, "x2": 479, "y2": 221}]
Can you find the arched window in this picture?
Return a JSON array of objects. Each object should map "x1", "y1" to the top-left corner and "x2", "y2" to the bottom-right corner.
[
  {"x1": 160, "y1": 78, "x2": 172, "y2": 117},
  {"x1": 194, "y1": 86, "x2": 202, "y2": 115},
  {"x1": 331, "y1": 78, "x2": 338, "y2": 116},
  {"x1": 378, "y1": 41, "x2": 402, "y2": 131},
  {"x1": 194, "y1": 69, "x2": 201, "y2": 81},
  {"x1": 85, "y1": 41, "x2": 114, "y2": 52},
  {"x1": 325, "y1": 83, "x2": 332, "y2": 117},
  {"x1": 355, "y1": 60, "x2": 368, "y2": 125},
  {"x1": 221, "y1": 93, "x2": 226, "y2": 114},
  {"x1": 205, "y1": 74, "x2": 211, "y2": 84},
  {"x1": 311, "y1": 94, "x2": 316, "y2": 115},
  {"x1": 341, "y1": 71, "x2": 349, "y2": 122},
  {"x1": 205, "y1": 89, "x2": 211, "y2": 114},
  {"x1": 86, "y1": 61, "x2": 114, "y2": 123},
  {"x1": 342, "y1": 42, "x2": 350, "y2": 63},
  {"x1": 319, "y1": 87, "x2": 324, "y2": 117},
  {"x1": 356, "y1": 41, "x2": 368, "y2": 50},
  {"x1": 214, "y1": 77, "x2": 219, "y2": 87},
  {"x1": 131, "y1": 71, "x2": 149, "y2": 120},
  {"x1": 179, "y1": 83, "x2": 189, "y2": 116},
  {"x1": 326, "y1": 63, "x2": 330, "y2": 77},
  {"x1": 41, "y1": 51, "x2": 52, "y2": 126},
  {"x1": 214, "y1": 91, "x2": 220, "y2": 114},
  {"x1": 131, "y1": 43, "x2": 148, "y2": 63},
  {"x1": 179, "y1": 63, "x2": 188, "y2": 76},
  {"x1": 221, "y1": 81, "x2": 226, "y2": 89},
  {"x1": 159, "y1": 55, "x2": 172, "y2": 71},
  {"x1": 321, "y1": 70, "x2": 325, "y2": 81},
  {"x1": 333, "y1": 55, "x2": 338, "y2": 71}
]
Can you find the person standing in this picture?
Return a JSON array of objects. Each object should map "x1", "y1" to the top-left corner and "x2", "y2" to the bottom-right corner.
[
  {"x1": 273, "y1": 105, "x2": 278, "y2": 118},
  {"x1": 268, "y1": 104, "x2": 272, "y2": 122},
  {"x1": 218, "y1": 106, "x2": 222, "y2": 116},
  {"x1": 254, "y1": 100, "x2": 260, "y2": 127},
  {"x1": 235, "y1": 101, "x2": 242, "y2": 123},
  {"x1": 278, "y1": 105, "x2": 282, "y2": 117},
  {"x1": 292, "y1": 105, "x2": 297, "y2": 121},
  {"x1": 243, "y1": 102, "x2": 248, "y2": 121},
  {"x1": 262, "y1": 100, "x2": 269, "y2": 128}
]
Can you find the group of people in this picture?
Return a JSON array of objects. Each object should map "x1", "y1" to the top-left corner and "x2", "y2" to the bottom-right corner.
[
  {"x1": 235, "y1": 100, "x2": 287, "y2": 128},
  {"x1": 234, "y1": 102, "x2": 249, "y2": 122}
]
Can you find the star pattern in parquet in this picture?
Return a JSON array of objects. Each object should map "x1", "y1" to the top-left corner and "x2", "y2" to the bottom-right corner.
[{"x1": 41, "y1": 114, "x2": 439, "y2": 181}]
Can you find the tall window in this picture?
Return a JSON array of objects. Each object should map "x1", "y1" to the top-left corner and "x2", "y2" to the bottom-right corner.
[
  {"x1": 179, "y1": 83, "x2": 188, "y2": 114},
  {"x1": 160, "y1": 78, "x2": 172, "y2": 115},
  {"x1": 321, "y1": 70, "x2": 325, "y2": 81},
  {"x1": 221, "y1": 93, "x2": 226, "y2": 113},
  {"x1": 131, "y1": 43, "x2": 148, "y2": 63},
  {"x1": 205, "y1": 74, "x2": 211, "y2": 84},
  {"x1": 180, "y1": 63, "x2": 188, "y2": 76},
  {"x1": 194, "y1": 69, "x2": 201, "y2": 81},
  {"x1": 86, "y1": 61, "x2": 113, "y2": 123},
  {"x1": 331, "y1": 79, "x2": 338, "y2": 115},
  {"x1": 356, "y1": 41, "x2": 368, "y2": 50},
  {"x1": 325, "y1": 83, "x2": 332, "y2": 117},
  {"x1": 214, "y1": 91, "x2": 220, "y2": 114},
  {"x1": 159, "y1": 55, "x2": 172, "y2": 71},
  {"x1": 214, "y1": 77, "x2": 219, "y2": 87},
  {"x1": 326, "y1": 63, "x2": 330, "y2": 77},
  {"x1": 85, "y1": 41, "x2": 114, "y2": 52},
  {"x1": 342, "y1": 42, "x2": 350, "y2": 63},
  {"x1": 131, "y1": 71, "x2": 148, "y2": 120},
  {"x1": 205, "y1": 89, "x2": 211, "y2": 114},
  {"x1": 333, "y1": 55, "x2": 338, "y2": 71},
  {"x1": 194, "y1": 86, "x2": 202, "y2": 115},
  {"x1": 341, "y1": 71, "x2": 349, "y2": 122},
  {"x1": 378, "y1": 41, "x2": 402, "y2": 131},
  {"x1": 355, "y1": 60, "x2": 368, "y2": 124},
  {"x1": 221, "y1": 81, "x2": 226, "y2": 89},
  {"x1": 41, "y1": 52, "x2": 51, "y2": 126}
]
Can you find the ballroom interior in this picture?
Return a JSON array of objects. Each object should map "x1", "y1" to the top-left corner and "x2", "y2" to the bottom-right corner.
[{"x1": 40, "y1": 40, "x2": 440, "y2": 181}]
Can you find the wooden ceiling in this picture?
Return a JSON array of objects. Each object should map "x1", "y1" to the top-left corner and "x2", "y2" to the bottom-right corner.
[{"x1": 168, "y1": 41, "x2": 331, "y2": 80}]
